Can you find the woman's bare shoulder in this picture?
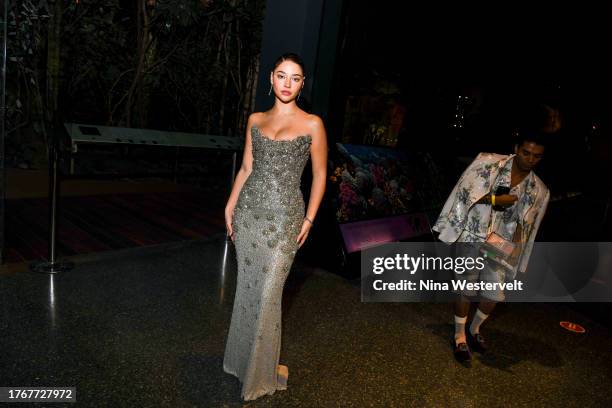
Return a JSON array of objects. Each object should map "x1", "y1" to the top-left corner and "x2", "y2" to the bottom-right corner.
[
  {"x1": 248, "y1": 111, "x2": 266, "y2": 124},
  {"x1": 304, "y1": 113, "x2": 325, "y2": 133}
]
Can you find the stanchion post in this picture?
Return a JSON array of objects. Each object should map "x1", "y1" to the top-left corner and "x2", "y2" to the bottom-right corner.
[
  {"x1": 48, "y1": 127, "x2": 59, "y2": 264},
  {"x1": 173, "y1": 146, "x2": 180, "y2": 183},
  {"x1": 30, "y1": 125, "x2": 74, "y2": 274}
]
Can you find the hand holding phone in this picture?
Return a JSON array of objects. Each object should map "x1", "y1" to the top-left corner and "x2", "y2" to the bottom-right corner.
[{"x1": 492, "y1": 186, "x2": 517, "y2": 211}]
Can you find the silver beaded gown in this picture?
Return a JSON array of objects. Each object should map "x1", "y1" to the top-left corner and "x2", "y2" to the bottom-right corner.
[{"x1": 223, "y1": 125, "x2": 312, "y2": 401}]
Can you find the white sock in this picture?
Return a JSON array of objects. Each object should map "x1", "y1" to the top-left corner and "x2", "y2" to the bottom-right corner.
[
  {"x1": 454, "y1": 315, "x2": 467, "y2": 345},
  {"x1": 470, "y1": 308, "x2": 489, "y2": 335}
]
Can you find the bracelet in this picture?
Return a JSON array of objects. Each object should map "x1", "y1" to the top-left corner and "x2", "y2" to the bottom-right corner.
[
  {"x1": 491, "y1": 194, "x2": 496, "y2": 206},
  {"x1": 304, "y1": 216, "x2": 314, "y2": 225}
]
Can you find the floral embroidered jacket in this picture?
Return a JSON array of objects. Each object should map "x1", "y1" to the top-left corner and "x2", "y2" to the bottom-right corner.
[{"x1": 433, "y1": 153, "x2": 550, "y2": 274}]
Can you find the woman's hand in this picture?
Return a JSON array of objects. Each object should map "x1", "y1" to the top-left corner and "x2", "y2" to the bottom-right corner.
[
  {"x1": 225, "y1": 205, "x2": 235, "y2": 241},
  {"x1": 296, "y1": 219, "x2": 313, "y2": 248}
]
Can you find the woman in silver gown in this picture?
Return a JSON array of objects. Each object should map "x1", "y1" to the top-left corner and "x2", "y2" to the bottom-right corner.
[{"x1": 223, "y1": 53, "x2": 328, "y2": 401}]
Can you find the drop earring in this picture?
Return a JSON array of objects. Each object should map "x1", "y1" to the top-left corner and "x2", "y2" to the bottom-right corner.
[
  {"x1": 297, "y1": 89, "x2": 302, "y2": 101},
  {"x1": 268, "y1": 83, "x2": 273, "y2": 96}
]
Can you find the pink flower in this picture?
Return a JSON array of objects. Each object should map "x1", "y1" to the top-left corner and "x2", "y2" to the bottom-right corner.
[
  {"x1": 368, "y1": 163, "x2": 385, "y2": 186},
  {"x1": 340, "y1": 182, "x2": 360, "y2": 205}
]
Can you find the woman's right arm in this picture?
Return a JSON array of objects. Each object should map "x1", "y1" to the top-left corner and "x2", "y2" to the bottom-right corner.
[{"x1": 225, "y1": 114, "x2": 255, "y2": 239}]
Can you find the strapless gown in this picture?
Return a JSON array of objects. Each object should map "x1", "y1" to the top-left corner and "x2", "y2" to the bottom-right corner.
[{"x1": 223, "y1": 125, "x2": 312, "y2": 401}]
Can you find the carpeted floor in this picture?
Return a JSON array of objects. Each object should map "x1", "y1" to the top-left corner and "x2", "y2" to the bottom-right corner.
[{"x1": 3, "y1": 192, "x2": 225, "y2": 263}]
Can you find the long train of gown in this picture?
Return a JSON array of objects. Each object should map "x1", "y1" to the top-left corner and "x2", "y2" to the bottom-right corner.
[{"x1": 223, "y1": 125, "x2": 312, "y2": 401}]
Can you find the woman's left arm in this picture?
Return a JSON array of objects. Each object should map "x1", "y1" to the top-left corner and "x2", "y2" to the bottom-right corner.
[{"x1": 296, "y1": 116, "x2": 328, "y2": 247}]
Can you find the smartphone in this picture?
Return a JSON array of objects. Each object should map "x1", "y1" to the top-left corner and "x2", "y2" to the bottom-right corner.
[
  {"x1": 493, "y1": 186, "x2": 510, "y2": 211},
  {"x1": 495, "y1": 186, "x2": 510, "y2": 195}
]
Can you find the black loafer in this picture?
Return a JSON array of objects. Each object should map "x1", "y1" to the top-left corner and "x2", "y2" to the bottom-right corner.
[
  {"x1": 468, "y1": 331, "x2": 487, "y2": 353},
  {"x1": 452, "y1": 341, "x2": 472, "y2": 365}
]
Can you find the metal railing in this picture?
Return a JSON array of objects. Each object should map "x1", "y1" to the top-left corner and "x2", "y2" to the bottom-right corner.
[{"x1": 30, "y1": 123, "x2": 243, "y2": 274}]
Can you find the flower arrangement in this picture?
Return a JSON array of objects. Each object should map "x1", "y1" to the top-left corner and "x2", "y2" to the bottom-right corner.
[{"x1": 328, "y1": 144, "x2": 421, "y2": 222}]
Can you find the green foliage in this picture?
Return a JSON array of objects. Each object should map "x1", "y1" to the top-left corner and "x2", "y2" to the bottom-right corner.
[
  {"x1": 5, "y1": 0, "x2": 51, "y2": 134},
  {"x1": 62, "y1": 0, "x2": 132, "y2": 124},
  {"x1": 5, "y1": 0, "x2": 265, "y2": 155},
  {"x1": 147, "y1": 0, "x2": 265, "y2": 134}
]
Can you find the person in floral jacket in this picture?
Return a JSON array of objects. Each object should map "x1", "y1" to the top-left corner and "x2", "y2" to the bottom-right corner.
[{"x1": 433, "y1": 131, "x2": 550, "y2": 364}]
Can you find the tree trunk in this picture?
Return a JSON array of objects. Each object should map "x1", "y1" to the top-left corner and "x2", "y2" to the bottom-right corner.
[
  {"x1": 125, "y1": 0, "x2": 155, "y2": 128},
  {"x1": 46, "y1": 0, "x2": 62, "y2": 126},
  {"x1": 218, "y1": 22, "x2": 231, "y2": 135}
]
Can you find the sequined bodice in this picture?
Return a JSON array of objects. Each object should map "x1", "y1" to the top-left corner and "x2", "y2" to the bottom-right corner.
[{"x1": 236, "y1": 125, "x2": 312, "y2": 215}]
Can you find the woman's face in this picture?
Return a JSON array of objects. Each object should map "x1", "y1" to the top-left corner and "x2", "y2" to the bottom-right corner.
[{"x1": 270, "y1": 60, "x2": 304, "y2": 102}]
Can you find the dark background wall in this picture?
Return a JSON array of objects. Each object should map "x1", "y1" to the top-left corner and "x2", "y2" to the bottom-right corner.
[{"x1": 255, "y1": 0, "x2": 343, "y2": 120}]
